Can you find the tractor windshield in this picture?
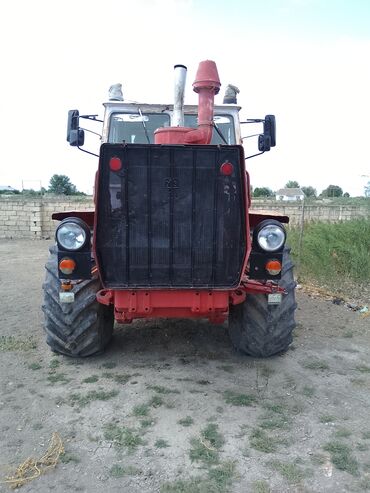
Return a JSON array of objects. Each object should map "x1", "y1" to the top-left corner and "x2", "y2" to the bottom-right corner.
[
  {"x1": 109, "y1": 113, "x2": 170, "y2": 144},
  {"x1": 184, "y1": 114, "x2": 236, "y2": 145}
]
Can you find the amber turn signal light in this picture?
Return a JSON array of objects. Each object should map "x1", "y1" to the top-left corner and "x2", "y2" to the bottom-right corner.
[
  {"x1": 59, "y1": 258, "x2": 76, "y2": 275},
  {"x1": 265, "y1": 259, "x2": 282, "y2": 276}
]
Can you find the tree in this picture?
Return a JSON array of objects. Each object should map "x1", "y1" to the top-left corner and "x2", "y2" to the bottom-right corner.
[
  {"x1": 321, "y1": 185, "x2": 343, "y2": 198},
  {"x1": 285, "y1": 180, "x2": 300, "y2": 188},
  {"x1": 343, "y1": 192, "x2": 350, "y2": 198},
  {"x1": 48, "y1": 174, "x2": 78, "y2": 195},
  {"x1": 365, "y1": 181, "x2": 370, "y2": 198},
  {"x1": 253, "y1": 187, "x2": 274, "y2": 197},
  {"x1": 301, "y1": 186, "x2": 317, "y2": 198}
]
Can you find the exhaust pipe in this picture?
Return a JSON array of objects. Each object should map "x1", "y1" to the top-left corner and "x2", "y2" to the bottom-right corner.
[{"x1": 173, "y1": 65, "x2": 187, "y2": 127}]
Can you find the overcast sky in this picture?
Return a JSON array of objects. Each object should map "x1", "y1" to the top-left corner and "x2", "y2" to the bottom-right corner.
[{"x1": 1, "y1": 0, "x2": 369, "y2": 195}]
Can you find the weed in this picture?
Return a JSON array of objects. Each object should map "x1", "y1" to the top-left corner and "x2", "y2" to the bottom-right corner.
[
  {"x1": 260, "y1": 366, "x2": 275, "y2": 378},
  {"x1": 83, "y1": 375, "x2": 99, "y2": 383},
  {"x1": 357, "y1": 442, "x2": 369, "y2": 451},
  {"x1": 69, "y1": 389, "x2": 119, "y2": 407},
  {"x1": 114, "y1": 374, "x2": 131, "y2": 384},
  {"x1": 149, "y1": 395, "x2": 164, "y2": 408},
  {"x1": 104, "y1": 422, "x2": 144, "y2": 452},
  {"x1": 60, "y1": 452, "x2": 80, "y2": 464},
  {"x1": 110, "y1": 464, "x2": 141, "y2": 477},
  {"x1": 102, "y1": 362, "x2": 117, "y2": 369},
  {"x1": 0, "y1": 336, "x2": 37, "y2": 351},
  {"x1": 178, "y1": 416, "x2": 194, "y2": 427},
  {"x1": 252, "y1": 480, "x2": 270, "y2": 493},
  {"x1": 301, "y1": 385, "x2": 315, "y2": 397},
  {"x1": 360, "y1": 477, "x2": 370, "y2": 491},
  {"x1": 356, "y1": 365, "x2": 370, "y2": 373},
  {"x1": 319, "y1": 414, "x2": 336, "y2": 423},
  {"x1": 223, "y1": 390, "x2": 257, "y2": 406},
  {"x1": 259, "y1": 414, "x2": 289, "y2": 430},
  {"x1": 147, "y1": 385, "x2": 180, "y2": 394},
  {"x1": 250, "y1": 429, "x2": 277, "y2": 453},
  {"x1": 161, "y1": 461, "x2": 235, "y2": 493},
  {"x1": 28, "y1": 362, "x2": 42, "y2": 370},
  {"x1": 133, "y1": 403, "x2": 150, "y2": 417},
  {"x1": 176, "y1": 377, "x2": 194, "y2": 382},
  {"x1": 343, "y1": 331, "x2": 353, "y2": 338},
  {"x1": 310, "y1": 453, "x2": 327, "y2": 465},
  {"x1": 196, "y1": 380, "x2": 210, "y2": 385},
  {"x1": 140, "y1": 418, "x2": 156, "y2": 429},
  {"x1": 268, "y1": 459, "x2": 305, "y2": 483},
  {"x1": 216, "y1": 406, "x2": 224, "y2": 414},
  {"x1": 202, "y1": 423, "x2": 225, "y2": 450},
  {"x1": 32, "y1": 422, "x2": 43, "y2": 431},
  {"x1": 49, "y1": 359, "x2": 60, "y2": 369},
  {"x1": 323, "y1": 441, "x2": 359, "y2": 475},
  {"x1": 301, "y1": 359, "x2": 329, "y2": 370},
  {"x1": 155, "y1": 439, "x2": 169, "y2": 448},
  {"x1": 362, "y1": 431, "x2": 370, "y2": 440},
  {"x1": 47, "y1": 373, "x2": 70, "y2": 384},
  {"x1": 335, "y1": 427, "x2": 351, "y2": 438}
]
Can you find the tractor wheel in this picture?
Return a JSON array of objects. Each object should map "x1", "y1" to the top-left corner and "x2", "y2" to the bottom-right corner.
[
  {"x1": 42, "y1": 246, "x2": 114, "y2": 357},
  {"x1": 228, "y1": 247, "x2": 296, "y2": 358}
]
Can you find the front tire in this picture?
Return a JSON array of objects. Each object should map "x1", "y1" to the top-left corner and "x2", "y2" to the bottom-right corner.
[
  {"x1": 228, "y1": 247, "x2": 297, "y2": 358},
  {"x1": 42, "y1": 246, "x2": 114, "y2": 357}
]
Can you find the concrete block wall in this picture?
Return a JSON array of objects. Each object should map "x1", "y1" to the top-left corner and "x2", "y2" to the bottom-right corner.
[{"x1": 0, "y1": 196, "x2": 369, "y2": 239}]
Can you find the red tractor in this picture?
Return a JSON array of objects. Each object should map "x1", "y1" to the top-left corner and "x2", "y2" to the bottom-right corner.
[{"x1": 42, "y1": 61, "x2": 296, "y2": 358}]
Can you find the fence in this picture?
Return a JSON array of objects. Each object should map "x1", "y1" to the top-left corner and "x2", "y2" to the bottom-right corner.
[{"x1": 0, "y1": 196, "x2": 369, "y2": 239}]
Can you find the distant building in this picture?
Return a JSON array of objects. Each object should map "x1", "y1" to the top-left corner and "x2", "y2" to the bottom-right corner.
[{"x1": 276, "y1": 188, "x2": 305, "y2": 201}]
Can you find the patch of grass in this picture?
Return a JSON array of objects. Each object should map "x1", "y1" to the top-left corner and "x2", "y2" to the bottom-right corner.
[
  {"x1": 189, "y1": 425, "x2": 225, "y2": 467},
  {"x1": 110, "y1": 464, "x2": 141, "y2": 477},
  {"x1": 133, "y1": 403, "x2": 150, "y2": 417},
  {"x1": 268, "y1": 459, "x2": 305, "y2": 483},
  {"x1": 155, "y1": 439, "x2": 169, "y2": 448},
  {"x1": 161, "y1": 461, "x2": 235, "y2": 493},
  {"x1": 32, "y1": 422, "x2": 43, "y2": 431},
  {"x1": 342, "y1": 331, "x2": 353, "y2": 338},
  {"x1": 319, "y1": 414, "x2": 336, "y2": 423},
  {"x1": 260, "y1": 366, "x2": 275, "y2": 378},
  {"x1": 114, "y1": 373, "x2": 131, "y2": 384},
  {"x1": 0, "y1": 336, "x2": 37, "y2": 351},
  {"x1": 202, "y1": 423, "x2": 225, "y2": 450},
  {"x1": 362, "y1": 431, "x2": 370, "y2": 440},
  {"x1": 149, "y1": 395, "x2": 164, "y2": 408},
  {"x1": 147, "y1": 385, "x2": 180, "y2": 394},
  {"x1": 301, "y1": 385, "x2": 315, "y2": 397},
  {"x1": 83, "y1": 375, "x2": 99, "y2": 383},
  {"x1": 49, "y1": 358, "x2": 60, "y2": 369},
  {"x1": 47, "y1": 373, "x2": 70, "y2": 384},
  {"x1": 196, "y1": 380, "x2": 210, "y2": 385},
  {"x1": 60, "y1": 452, "x2": 80, "y2": 464},
  {"x1": 28, "y1": 362, "x2": 42, "y2": 370},
  {"x1": 259, "y1": 415, "x2": 289, "y2": 430},
  {"x1": 223, "y1": 390, "x2": 257, "y2": 407},
  {"x1": 252, "y1": 480, "x2": 270, "y2": 493},
  {"x1": 356, "y1": 365, "x2": 370, "y2": 373},
  {"x1": 178, "y1": 416, "x2": 194, "y2": 427},
  {"x1": 102, "y1": 362, "x2": 117, "y2": 369},
  {"x1": 323, "y1": 441, "x2": 359, "y2": 475},
  {"x1": 335, "y1": 427, "x2": 351, "y2": 438},
  {"x1": 104, "y1": 422, "x2": 144, "y2": 452},
  {"x1": 250, "y1": 429, "x2": 278, "y2": 454},
  {"x1": 301, "y1": 359, "x2": 329, "y2": 370},
  {"x1": 69, "y1": 389, "x2": 119, "y2": 407},
  {"x1": 360, "y1": 477, "x2": 370, "y2": 491},
  {"x1": 357, "y1": 442, "x2": 369, "y2": 451}
]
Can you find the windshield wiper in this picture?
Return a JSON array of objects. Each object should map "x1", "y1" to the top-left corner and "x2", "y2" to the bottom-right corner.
[
  {"x1": 138, "y1": 107, "x2": 151, "y2": 144},
  {"x1": 213, "y1": 122, "x2": 228, "y2": 145}
]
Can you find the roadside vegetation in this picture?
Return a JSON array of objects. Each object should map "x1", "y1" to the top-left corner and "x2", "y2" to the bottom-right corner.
[{"x1": 288, "y1": 219, "x2": 370, "y2": 292}]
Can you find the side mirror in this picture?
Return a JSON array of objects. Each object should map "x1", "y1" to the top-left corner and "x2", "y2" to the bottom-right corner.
[
  {"x1": 68, "y1": 129, "x2": 85, "y2": 147},
  {"x1": 258, "y1": 134, "x2": 271, "y2": 152},
  {"x1": 67, "y1": 110, "x2": 80, "y2": 143},
  {"x1": 264, "y1": 115, "x2": 276, "y2": 147}
]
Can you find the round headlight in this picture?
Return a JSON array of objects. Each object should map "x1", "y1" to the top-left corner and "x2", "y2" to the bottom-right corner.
[
  {"x1": 56, "y1": 221, "x2": 87, "y2": 251},
  {"x1": 257, "y1": 224, "x2": 285, "y2": 252}
]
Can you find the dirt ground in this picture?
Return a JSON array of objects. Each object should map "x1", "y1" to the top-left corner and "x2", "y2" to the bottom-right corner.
[{"x1": 0, "y1": 240, "x2": 370, "y2": 493}]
